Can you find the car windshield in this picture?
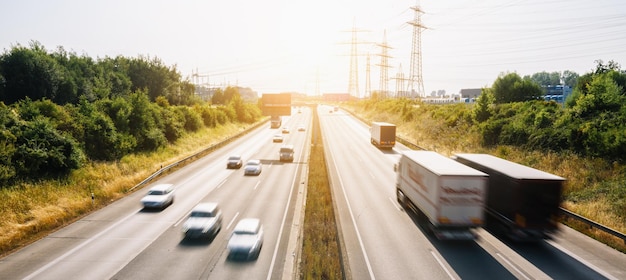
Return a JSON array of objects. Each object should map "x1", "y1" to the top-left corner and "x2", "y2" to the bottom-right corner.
[
  {"x1": 228, "y1": 156, "x2": 240, "y2": 160},
  {"x1": 147, "y1": 190, "x2": 164, "y2": 195},
  {"x1": 247, "y1": 161, "x2": 259, "y2": 166},
  {"x1": 190, "y1": 211, "x2": 213, "y2": 218}
]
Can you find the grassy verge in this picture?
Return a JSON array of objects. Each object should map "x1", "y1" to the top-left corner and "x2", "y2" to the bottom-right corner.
[
  {"x1": 300, "y1": 106, "x2": 343, "y2": 279},
  {"x1": 0, "y1": 122, "x2": 251, "y2": 256},
  {"x1": 344, "y1": 101, "x2": 626, "y2": 253}
]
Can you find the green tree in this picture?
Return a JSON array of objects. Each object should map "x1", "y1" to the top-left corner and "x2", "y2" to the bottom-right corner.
[
  {"x1": 473, "y1": 88, "x2": 494, "y2": 122},
  {"x1": 492, "y1": 72, "x2": 543, "y2": 103},
  {"x1": 528, "y1": 71, "x2": 561, "y2": 86},
  {"x1": 0, "y1": 42, "x2": 65, "y2": 104}
]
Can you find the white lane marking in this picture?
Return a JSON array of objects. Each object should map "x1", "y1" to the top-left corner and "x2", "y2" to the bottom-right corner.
[
  {"x1": 429, "y1": 249, "x2": 458, "y2": 280},
  {"x1": 547, "y1": 240, "x2": 619, "y2": 280},
  {"x1": 174, "y1": 210, "x2": 192, "y2": 227},
  {"x1": 23, "y1": 211, "x2": 137, "y2": 280},
  {"x1": 388, "y1": 197, "x2": 402, "y2": 212},
  {"x1": 216, "y1": 178, "x2": 227, "y2": 189},
  {"x1": 254, "y1": 181, "x2": 261, "y2": 190},
  {"x1": 330, "y1": 144, "x2": 377, "y2": 279},
  {"x1": 266, "y1": 147, "x2": 302, "y2": 280},
  {"x1": 226, "y1": 212, "x2": 240, "y2": 230},
  {"x1": 495, "y1": 252, "x2": 531, "y2": 280}
]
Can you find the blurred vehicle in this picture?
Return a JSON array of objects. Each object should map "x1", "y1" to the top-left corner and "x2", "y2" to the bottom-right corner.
[
  {"x1": 273, "y1": 134, "x2": 284, "y2": 143},
  {"x1": 297, "y1": 109, "x2": 302, "y2": 113},
  {"x1": 227, "y1": 218, "x2": 264, "y2": 260},
  {"x1": 226, "y1": 155, "x2": 243, "y2": 169},
  {"x1": 281, "y1": 127, "x2": 290, "y2": 134},
  {"x1": 279, "y1": 145, "x2": 294, "y2": 162},
  {"x1": 244, "y1": 159, "x2": 262, "y2": 175},
  {"x1": 297, "y1": 125, "x2": 306, "y2": 132},
  {"x1": 370, "y1": 122, "x2": 396, "y2": 149},
  {"x1": 140, "y1": 184, "x2": 175, "y2": 210},
  {"x1": 182, "y1": 202, "x2": 223, "y2": 239}
]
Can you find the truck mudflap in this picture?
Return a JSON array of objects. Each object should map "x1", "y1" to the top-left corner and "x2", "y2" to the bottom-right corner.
[{"x1": 431, "y1": 227, "x2": 477, "y2": 241}]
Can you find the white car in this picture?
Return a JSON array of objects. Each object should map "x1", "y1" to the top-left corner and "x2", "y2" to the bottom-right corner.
[
  {"x1": 244, "y1": 159, "x2": 262, "y2": 176},
  {"x1": 272, "y1": 134, "x2": 284, "y2": 143},
  {"x1": 182, "y1": 203, "x2": 223, "y2": 239},
  {"x1": 227, "y1": 218, "x2": 264, "y2": 260},
  {"x1": 140, "y1": 184, "x2": 175, "y2": 210}
]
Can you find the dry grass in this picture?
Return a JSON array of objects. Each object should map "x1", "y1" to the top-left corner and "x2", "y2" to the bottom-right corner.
[
  {"x1": 0, "y1": 123, "x2": 248, "y2": 256},
  {"x1": 300, "y1": 106, "x2": 343, "y2": 279},
  {"x1": 343, "y1": 101, "x2": 626, "y2": 253}
]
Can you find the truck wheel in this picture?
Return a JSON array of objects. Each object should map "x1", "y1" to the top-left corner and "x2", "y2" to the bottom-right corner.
[{"x1": 396, "y1": 189, "x2": 406, "y2": 207}]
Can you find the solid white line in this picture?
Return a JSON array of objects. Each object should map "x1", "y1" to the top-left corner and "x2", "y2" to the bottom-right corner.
[
  {"x1": 266, "y1": 131, "x2": 306, "y2": 280},
  {"x1": 547, "y1": 240, "x2": 619, "y2": 280},
  {"x1": 254, "y1": 181, "x2": 261, "y2": 190},
  {"x1": 388, "y1": 197, "x2": 402, "y2": 212},
  {"x1": 429, "y1": 249, "x2": 458, "y2": 280},
  {"x1": 495, "y1": 252, "x2": 531, "y2": 280},
  {"x1": 330, "y1": 139, "x2": 377, "y2": 279},
  {"x1": 23, "y1": 211, "x2": 137, "y2": 280},
  {"x1": 226, "y1": 212, "x2": 240, "y2": 230}
]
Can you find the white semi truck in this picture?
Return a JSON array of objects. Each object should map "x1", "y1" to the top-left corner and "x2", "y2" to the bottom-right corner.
[{"x1": 395, "y1": 151, "x2": 488, "y2": 240}]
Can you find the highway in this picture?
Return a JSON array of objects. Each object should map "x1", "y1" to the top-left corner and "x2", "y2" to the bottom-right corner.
[
  {"x1": 318, "y1": 105, "x2": 626, "y2": 280},
  {"x1": 2, "y1": 104, "x2": 626, "y2": 280},
  {"x1": 0, "y1": 108, "x2": 311, "y2": 280}
]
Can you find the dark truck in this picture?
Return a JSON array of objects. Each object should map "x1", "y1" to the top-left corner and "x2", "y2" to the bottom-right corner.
[
  {"x1": 452, "y1": 153, "x2": 565, "y2": 241},
  {"x1": 370, "y1": 122, "x2": 396, "y2": 149}
]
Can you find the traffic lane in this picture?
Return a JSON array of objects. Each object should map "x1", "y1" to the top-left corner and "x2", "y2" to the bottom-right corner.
[
  {"x1": 17, "y1": 164, "x2": 240, "y2": 280},
  {"x1": 320, "y1": 109, "x2": 457, "y2": 280},
  {"x1": 547, "y1": 224, "x2": 626, "y2": 279},
  {"x1": 0, "y1": 121, "x2": 289, "y2": 280},
  {"x1": 332, "y1": 108, "x2": 626, "y2": 279},
  {"x1": 111, "y1": 120, "x2": 309, "y2": 279}
]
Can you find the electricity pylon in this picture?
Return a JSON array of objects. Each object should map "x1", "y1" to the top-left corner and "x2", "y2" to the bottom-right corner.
[
  {"x1": 407, "y1": 2, "x2": 427, "y2": 97},
  {"x1": 376, "y1": 30, "x2": 392, "y2": 98}
]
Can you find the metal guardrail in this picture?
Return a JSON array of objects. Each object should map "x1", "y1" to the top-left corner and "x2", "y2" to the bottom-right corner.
[
  {"x1": 339, "y1": 105, "x2": 626, "y2": 244},
  {"x1": 559, "y1": 207, "x2": 626, "y2": 244},
  {"x1": 128, "y1": 119, "x2": 269, "y2": 192}
]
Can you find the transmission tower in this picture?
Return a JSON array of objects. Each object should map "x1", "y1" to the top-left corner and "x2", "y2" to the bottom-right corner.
[
  {"x1": 395, "y1": 64, "x2": 406, "y2": 98},
  {"x1": 365, "y1": 54, "x2": 371, "y2": 98},
  {"x1": 407, "y1": 2, "x2": 427, "y2": 97},
  {"x1": 348, "y1": 21, "x2": 361, "y2": 97},
  {"x1": 376, "y1": 30, "x2": 392, "y2": 98}
]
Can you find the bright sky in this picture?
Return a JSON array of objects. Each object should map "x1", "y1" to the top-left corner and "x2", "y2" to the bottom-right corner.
[{"x1": 2, "y1": 0, "x2": 625, "y2": 97}]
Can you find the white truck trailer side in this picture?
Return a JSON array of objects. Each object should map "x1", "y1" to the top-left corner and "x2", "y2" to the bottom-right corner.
[{"x1": 395, "y1": 150, "x2": 488, "y2": 240}]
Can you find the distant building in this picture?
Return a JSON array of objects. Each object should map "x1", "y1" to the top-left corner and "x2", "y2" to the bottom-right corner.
[
  {"x1": 459, "y1": 88, "x2": 482, "y2": 103},
  {"x1": 542, "y1": 85, "x2": 572, "y2": 105}
]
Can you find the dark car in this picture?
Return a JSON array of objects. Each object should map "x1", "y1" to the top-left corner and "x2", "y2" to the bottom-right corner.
[{"x1": 227, "y1": 155, "x2": 243, "y2": 169}]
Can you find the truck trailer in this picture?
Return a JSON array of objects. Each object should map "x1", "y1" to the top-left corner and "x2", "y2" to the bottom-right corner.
[
  {"x1": 270, "y1": 115, "x2": 282, "y2": 129},
  {"x1": 395, "y1": 151, "x2": 488, "y2": 240},
  {"x1": 452, "y1": 153, "x2": 564, "y2": 241},
  {"x1": 370, "y1": 122, "x2": 396, "y2": 149}
]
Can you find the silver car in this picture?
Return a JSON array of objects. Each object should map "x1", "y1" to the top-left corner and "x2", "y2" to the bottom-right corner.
[
  {"x1": 227, "y1": 218, "x2": 264, "y2": 260},
  {"x1": 182, "y1": 203, "x2": 223, "y2": 239},
  {"x1": 140, "y1": 184, "x2": 175, "y2": 210},
  {"x1": 243, "y1": 159, "x2": 262, "y2": 176},
  {"x1": 226, "y1": 155, "x2": 243, "y2": 169}
]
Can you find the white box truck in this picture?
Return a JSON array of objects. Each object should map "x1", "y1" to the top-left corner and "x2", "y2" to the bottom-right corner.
[
  {"x1": 370, "y1": 122, "x2": 396, "y2": 149},
  {"x1": 395, "y1": 151, "x2": 488, "y2": 240}
]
